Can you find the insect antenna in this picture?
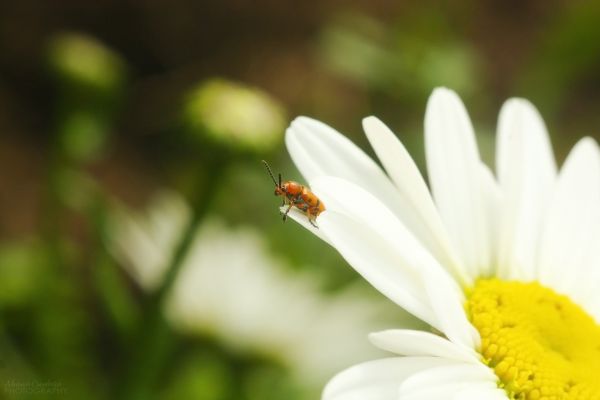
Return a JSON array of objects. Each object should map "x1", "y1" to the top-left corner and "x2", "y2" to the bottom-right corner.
[{"x1": 261, "y1": 160, "x2": 279, "y2": 187}]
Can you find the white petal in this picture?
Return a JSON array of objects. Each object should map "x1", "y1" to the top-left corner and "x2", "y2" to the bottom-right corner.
[
  {"x1": 583, "y1": 294, "x2": 600, "y2": 324},
  {"x1": 362, "y1": 116, "x2": 469, "y2": 285},
  {"x1": 312, "y1": 177, "x2": 476, "y2": 346},
  {"x1": 495, "y1": 98, "x2": 557, "y2": 280},
  {"x1": 496, "y1": 99, "x2": 556, "y2": 185},
  {"x1": 537, "y1": 138, "x2": 600, "y2": 297},
  {"x1": 576, "y1": 228, "x2": 600, "y2": 321},
  {"x1": 400, "y1": 363, "x2": 498, "y2": 399},
  {"x1": 286, "y1": 117, "x2": 456, "y2": 269},
  {"x1": 369, "y1": 330, "x2": 479, "y2": 363},
  {"x1": 402, "y1": 382, "x2": 499, "y2": 400},
  {"x1": 453, "y1": 387, "x2": 509, "y2": 400},
  {"x1": 425, "y1": 88, "x2": 490, "y2": 279},
  {"x1": 323, "y1": 357, "x2": 456, "y2": 400},
  {"x1": 324, "y1": 384, "x2": 399, "y2": 400},
  {"x1": 310, "y1": 176, "x2": 431, "y2": 252},
  {"x1": 310, "y1": 175, "x2": 450, "y2": 279},
  {"x1": 318, "y1": 210, "x2": 439, "y2": 328},
  {"x1": 285, "y1": 117, "x2": 399, "y2": 204},
  {"x1": 423, "y1": 265, "x2": 480, "y2": 349},
  {"x1": 401, "y1": 363, "x2": 496, "y2": 391},
  {"x1": 478, "y1": 163, "x2": 502, "y2": 277},
  {"x1": 279, "y1": 207, "x2": 332, "y2": 246}
]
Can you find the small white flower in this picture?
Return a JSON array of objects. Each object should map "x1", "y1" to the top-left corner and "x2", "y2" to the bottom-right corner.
[
  {"x1": 110, "y1": 192, "x2": 190, "y2": 291},
  {"x1": 285, "y1": 88, "x2": 600, "y2": 399},
  {"x1": 109, "y1": 192, "x2": 405, "y2": 388}
]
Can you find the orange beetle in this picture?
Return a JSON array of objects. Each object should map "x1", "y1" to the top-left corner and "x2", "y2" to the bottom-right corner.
[{"x1": 262, "y1": 160, "x2": 325, "y2": 228}]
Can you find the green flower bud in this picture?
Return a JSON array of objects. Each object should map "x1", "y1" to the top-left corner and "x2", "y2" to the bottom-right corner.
[
  {"x1": 47, "y1": 33, "x2": 127, "y2": 162},
  {"x1": 47, "y1": 32, "x2": 126, "y2": 95},
  {"x1": 183, "y1": 79, "x2": 286, "y2": 154}
]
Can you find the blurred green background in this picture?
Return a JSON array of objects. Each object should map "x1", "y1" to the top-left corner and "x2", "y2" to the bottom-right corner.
[{"x1": 2, "y1": 1, "x2": 600, "y2": 399}]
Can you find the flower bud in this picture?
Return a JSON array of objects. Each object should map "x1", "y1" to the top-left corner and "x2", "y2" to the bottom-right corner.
[
  {"x1": 183, "y1": 79, "x2": 286, "y2": 154},
  {"x1": 47, "y1": 32, "x2": 126, "y2": 95}
]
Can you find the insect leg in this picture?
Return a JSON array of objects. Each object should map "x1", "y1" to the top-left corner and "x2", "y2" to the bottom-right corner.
[
  {"x1": 282, "y1": 203, "x2": 294, "y2": 222},
  {"x1": 306, "y1": 208, "x2": 319, "y2": 228}
]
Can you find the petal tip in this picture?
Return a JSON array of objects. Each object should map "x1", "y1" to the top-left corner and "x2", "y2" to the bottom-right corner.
[
  {"x1": 361, "y1": 115, "x2": 386, "y2": 135},
  {"x1": 426, "y1": 87, "x2": 464, "y2": 118},
  {"x1": 362, "y1": 115, "x2": 380, "y2": 127},
  {"x1": 290, "y1": 115, "x2": 310, "y2": 126},
  {"x1": 501, "y1": 97, "x2": 537, "y2": 115},
  {"x1": 430, "y1": 86, "x2": 458, "y2": 100},
  {"x1": 286, "y1": 116, "x2": 319, "y2": 138},
  {"x1": 578, "y1": 136, "x2": 599, "y2": 148}
]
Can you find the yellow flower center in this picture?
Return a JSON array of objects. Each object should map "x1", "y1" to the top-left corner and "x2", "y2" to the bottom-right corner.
[{"x1": 466, "y1": 279, "x2": 600, "y2": 400}]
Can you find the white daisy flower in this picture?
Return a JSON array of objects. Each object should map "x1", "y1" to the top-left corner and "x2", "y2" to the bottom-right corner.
[
  {"x1": 109, "y1": 192, "x2": 406, "y2": 388},
  {"x1": 284, "y1": 87, "x2": 600, "y2": 399}
]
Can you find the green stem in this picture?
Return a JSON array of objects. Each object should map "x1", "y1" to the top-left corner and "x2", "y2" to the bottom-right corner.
[
  {"x1": 153, "y1": 158, "x2": 226, "y2": 311},
  {"x1": 90, "y1": 191, "x2": 140, "y2": 338},
  {"x1": 118, "y1": 159, "x2": 226, "y2": 400}
]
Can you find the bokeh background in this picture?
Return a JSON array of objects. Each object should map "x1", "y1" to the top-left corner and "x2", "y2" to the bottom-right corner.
[{"x1": 2, "y1": 1, "x2": 600, "y2": 399}]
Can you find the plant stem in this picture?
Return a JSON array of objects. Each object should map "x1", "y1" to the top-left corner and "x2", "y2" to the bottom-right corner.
[{"x1": 119, "y1": 158, "x2": 226, "y2": 400}]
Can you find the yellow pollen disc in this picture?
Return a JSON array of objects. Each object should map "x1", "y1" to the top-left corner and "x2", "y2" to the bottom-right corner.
[{"x1": 466, "y1": 279, "x2": 600, "y2": 400}]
